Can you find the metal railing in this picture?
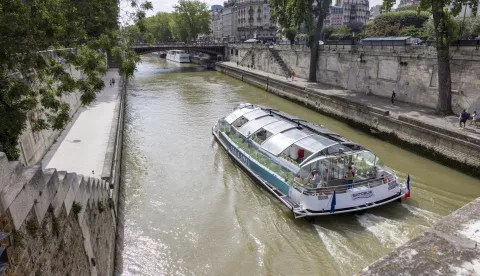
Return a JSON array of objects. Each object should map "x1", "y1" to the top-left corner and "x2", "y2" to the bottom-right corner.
[{"x1": 291, "y1": 175, "x2": 396, "y2": 196}]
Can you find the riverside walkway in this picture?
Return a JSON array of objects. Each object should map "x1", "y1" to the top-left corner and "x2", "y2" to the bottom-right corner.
[
  {"x1": 42, "y1": 69, "x2": 120, "y2": 177},
  {"x1": 222, "y1": 61, "x2": 480, "y2": 141}
]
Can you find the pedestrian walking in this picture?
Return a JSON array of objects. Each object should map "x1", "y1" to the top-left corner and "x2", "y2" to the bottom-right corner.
[
  {"x1": 112, "y1": 78, "x2": 115, "y2": 86},
  {"x1": 391, "y1": 90, "x2": 396, "y2": 105},
  {"x1": 459, "y1": 109, "x2": 469, "y2": 128},
  {"x1": 291, "y1": 70, "x2": 295, "y2": 81},
  {"x1": 469, "y1": 110, "x2": 478, "y2": 127}
]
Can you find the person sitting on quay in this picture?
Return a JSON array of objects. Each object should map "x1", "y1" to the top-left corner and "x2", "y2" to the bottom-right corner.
[
  {"x1": 469, "y1": 110, "x2": 478, "y2": 128},
  {"x1": 459, "y1": 109, "x2": 469, "y2": 128}
]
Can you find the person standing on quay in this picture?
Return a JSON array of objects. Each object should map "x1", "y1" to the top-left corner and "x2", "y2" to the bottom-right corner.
[
  {"x1": 291, "y1": 70, "x2": 295, "y2": 81},
  {"x1": 391, "y1": 90, "x2": 396, "y2": 105}
]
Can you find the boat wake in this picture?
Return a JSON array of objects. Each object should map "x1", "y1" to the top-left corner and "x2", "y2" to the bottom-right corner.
[
  {"x1": 401, "y1": 204, "x2": 442, "y2": 224},
  {"x1": 355, "y1": 213, "x2": 410, "y2": 248},
  {"x1": 314, "y1": 225, "x2": 367, "y2": 274}
]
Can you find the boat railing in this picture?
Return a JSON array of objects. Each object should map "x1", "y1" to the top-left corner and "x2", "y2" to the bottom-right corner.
[{"x1": 292, "y1": 175, "x2": 396, "y2": 195}]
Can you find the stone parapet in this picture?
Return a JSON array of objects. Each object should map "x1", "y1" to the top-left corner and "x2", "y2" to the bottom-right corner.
[
  {"x1": 0, "y1": 152, "x2": 113, "y2": 276},
  {"x1": 358, "y1": 197, "x2": 480, "y2": 275}
]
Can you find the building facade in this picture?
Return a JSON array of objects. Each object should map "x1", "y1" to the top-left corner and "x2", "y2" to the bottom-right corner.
[
  {"x1": 369, "y1": 5, "x2": 381, "y2": 20},
  {"x1": 325, "y1": 0, "x2": 370, "y2": 27},
  {"x1": 209, "y1": 0, "x2": 277, "y2": 42}
]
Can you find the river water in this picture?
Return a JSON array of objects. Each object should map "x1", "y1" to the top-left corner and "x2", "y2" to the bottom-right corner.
[{"x1": 121, "y1": 56, "x2": 480, "y2": 276}]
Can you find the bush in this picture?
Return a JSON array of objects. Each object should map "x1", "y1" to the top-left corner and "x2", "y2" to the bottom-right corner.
[{"x1": 365, "y1": 10, "x2": 429, "y2": 37}]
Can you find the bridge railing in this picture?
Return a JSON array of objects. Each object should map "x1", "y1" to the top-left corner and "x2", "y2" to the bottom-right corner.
[{"x1": 132, "y1": 42, "x2": 227, "y2": 48}]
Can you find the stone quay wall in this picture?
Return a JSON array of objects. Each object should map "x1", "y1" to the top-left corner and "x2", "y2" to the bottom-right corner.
[
  {"x1": 0, "y1": 152, "x2": 115, "y2": 276},
  {"x1": 215, "y1": 63, "x2": 480, "y2": 177},
  {"x1": 228, "y1": 44, "x2": 480, "y2": 113},
  {"x1": 358, "y1": 196, "x2": 480, "y2": 275}
]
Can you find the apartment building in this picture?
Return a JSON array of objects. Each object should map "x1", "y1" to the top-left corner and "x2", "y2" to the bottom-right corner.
[
  {"x1": 210, "y1": 0, "x2": 277, "y2": 42},
  {"x1": 325, "y1": 0, "x2": 370, "y2": 27}
]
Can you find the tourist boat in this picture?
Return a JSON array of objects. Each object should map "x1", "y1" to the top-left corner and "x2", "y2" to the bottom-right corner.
[
  {"x1": 212, "y1": 103, "x2": 410, "y2": 219},
  {"x1": 166, "y1": 50, "x2": 190, "y2": 63}
]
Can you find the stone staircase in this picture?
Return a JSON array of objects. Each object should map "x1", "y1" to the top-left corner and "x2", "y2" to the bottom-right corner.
[
  {"x1": 239, "y1": 48, "x2": 254, "y2": 66},
  {"x1": 268, "y1": 48, "x2": 291, "y2": 77}
]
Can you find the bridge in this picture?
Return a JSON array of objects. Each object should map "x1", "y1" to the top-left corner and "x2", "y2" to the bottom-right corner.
[{"x1": 131, "y1": 43, "x2": 228, "y2": 58}]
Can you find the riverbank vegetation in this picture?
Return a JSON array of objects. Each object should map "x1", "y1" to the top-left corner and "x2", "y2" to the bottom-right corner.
[
  {"x1": 0, "y1": 0, "x2": 152, "y2": 159},
  {"x1": 130, "y1": 0, "x2": 211, "y2": 43}
]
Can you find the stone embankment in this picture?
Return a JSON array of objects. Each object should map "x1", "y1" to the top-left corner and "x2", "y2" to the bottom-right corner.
[
  {"x1": 227, "y1": 44, "x2": 480, "y2": 113},
  {"x1": 0, "y1": 152, "x2": 115, "y2": 276},
  {"x1": 215, "y1": 62, "x2": 480, "y2": 178},
  {"x1": 358, "y1": 196, "x2": 480, "y2": 275}
]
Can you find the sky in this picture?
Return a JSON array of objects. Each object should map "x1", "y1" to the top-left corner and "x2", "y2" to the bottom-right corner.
[{"x1": 149, "y1": 0, "x2": 390, "y2": 15}]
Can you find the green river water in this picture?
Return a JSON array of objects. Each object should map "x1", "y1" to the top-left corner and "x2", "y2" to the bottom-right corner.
[{"x1": 121, "y1": 56, "x2": 480, "y2": 276}]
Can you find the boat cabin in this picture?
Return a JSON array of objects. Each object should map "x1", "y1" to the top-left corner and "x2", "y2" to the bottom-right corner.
[{"x1": 218, "y1": 104, "x2": 388, "y2": 193}]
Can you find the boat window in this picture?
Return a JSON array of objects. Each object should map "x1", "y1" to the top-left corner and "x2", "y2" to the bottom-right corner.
[
  {"x1": 280, "y1": 145, "x2": 313, "y2": 167},
  {"x1": 224, "y1": 107, "x2": 258, "y2": 124},
  {"x1": 261, "y1": 128, "x2": 310, "y2": 155},
  {"x1": 262, "y1": 120, "x2": 295, "y2": 134},
  {"x1": 232, "y1": 116, "x2": 249, "y2": 128},
  {"x1": 238, "y1": 115, "x2": 278, "y2": 137},
  {"x1": 251, "y1": 129, "x2": 271, "y2": 144}
]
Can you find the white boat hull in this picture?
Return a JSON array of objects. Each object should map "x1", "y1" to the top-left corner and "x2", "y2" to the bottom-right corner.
[{"x1": 166, "y1": 53, "x2": 190, "y2": 63}]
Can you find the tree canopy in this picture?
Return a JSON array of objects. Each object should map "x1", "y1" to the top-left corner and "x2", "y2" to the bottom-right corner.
[
  {"x1": 171, "y1": 0, "x2": 211, "y2": 42},
  {"x1": 0, "y1": 0, "x2": 151, "y2": 159},
  {"x1": 415, "y1": 0, "x2": 478, "y2": 113},
  {"x1": 270, "y1": 0, "x2": 332, "y2": 81}
]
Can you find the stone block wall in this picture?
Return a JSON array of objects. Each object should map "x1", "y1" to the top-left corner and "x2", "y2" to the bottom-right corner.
[
  {"x1": 0, "y1": 152, "x2": 115, "y2": 276},
  {"x1": 228, "y1": 44, "x2": 480, "y2": 113}
]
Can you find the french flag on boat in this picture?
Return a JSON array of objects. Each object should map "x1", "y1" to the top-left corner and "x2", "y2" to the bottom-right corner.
[
  {"x1": 404, "y1": 174, "x2": 411, "y2": 200},
  {"x1": 330, "y1": 191, "x2": 336, "y2": 213}
]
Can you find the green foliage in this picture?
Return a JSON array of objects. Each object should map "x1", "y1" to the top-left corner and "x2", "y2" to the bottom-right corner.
[
  {"x1": 52, "y1": 215, "x2": 60, "y2": 237},
  {"x1": 365, "y1": 11, "x2": 429, "y2": 37},
  {"x1": 170, "y1": 0, "x2": 211, "y2": 42},
  {"x1": 461, "y1": 16, "x2": 480, "y2": 38},
  {"x1": 98, "y1": 200, "x2": 106, "y2": 213},
  {"x1": 270, "y1": 0, "x2": 332, "y2": 81},
  {"x1": 72, "y1": 202, "x2": 82, "y2": 216},
  {"x1": 0, "y1": 0, "x2": 152, "y2": 160},
  {"x1": 12, "y1": 229, "x2": 25, "y2": 248},
  {"x1": 422, "y1": 18, "x2": 460, "y2": 42},
  {"x1": 285, "y1": 28, "x2": 297, "y2": 44},
  {"x1": 381, "y1": 0, "x2": 396, "y2": 13},
  {"x1": 395, "y1": 4, "x2": 420, "y2": 11},
  {"x1": 26, "y1": 219, "x2": 39, "y2": 237},
  {"x1": 329, "y1": 26, "x2": 353, "y2": 40}
]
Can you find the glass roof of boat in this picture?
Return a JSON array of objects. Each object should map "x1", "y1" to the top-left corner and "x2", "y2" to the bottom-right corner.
[
  {"x1": 243, "y1": 109, "x2": 269, "y2": 120},
  {"x1": 294, "y1": 134, "x2": 338, "y2": 153},
  {"x1": 238, "y1": 116, "x2": 278, "y2": 137},
  {"x1": 224, "y1": 107, "x2": 256, "y2": 124},
  {"x1": 262, "y1": 120, "x2": 296, "y2": 134},
  {"x1": 262, "y1": 129, "x2": 312, "y2": 155}
]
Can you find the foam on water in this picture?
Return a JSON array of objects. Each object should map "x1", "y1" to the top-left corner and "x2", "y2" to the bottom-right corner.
[
  {"x1": 314, "y1": 225, "x2": 367, "y2": 274},
  {"x1": 401, "y1": 204, "x2": 442, "y2": 224},
  {"x1": 356, "y1": 213, "x2": 410, "y2": 248}
]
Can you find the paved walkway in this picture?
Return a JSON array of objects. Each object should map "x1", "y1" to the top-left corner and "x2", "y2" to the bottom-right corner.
[
  {"x1": 223, "y1": 61, "x2": 480, "y2": 141},
  {"x1": 42, "y1": 69, "x2": 120, "y2": 177}
]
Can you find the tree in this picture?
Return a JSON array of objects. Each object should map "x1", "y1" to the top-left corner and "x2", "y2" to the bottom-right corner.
[
  {"x1": 381, "y1": 0, "x2": 395, "y2": 13},
  {"x1": 0, "y1": 0, "x2": 152, "y2": 159},
  {"x1": 171, "y1": 0, "x2": 210, "y2": 42},
  {"x1": 365, "y1": 11, "x2": 430, "y2": 37},
  {"x1": 270, "y1": 0, "x2": 332, "y2": 82},
  {"x1": 347, "y1": 21, "x2": 364, "y2": 34},
  {"x1": 143, "y1": 12, "x2": 174, "y2": 43},
  {"x1": 417, "y1": 0, "x2": 478, "y2": 114}
]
